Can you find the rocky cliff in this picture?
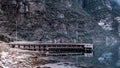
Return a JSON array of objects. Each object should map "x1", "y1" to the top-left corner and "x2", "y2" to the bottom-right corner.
[
  {"x1": 0, "y1": 0, "x2": 120, "y2": 68},
  {"x1": 0, "y1": 0, "x2": 119, "y2": 43}
]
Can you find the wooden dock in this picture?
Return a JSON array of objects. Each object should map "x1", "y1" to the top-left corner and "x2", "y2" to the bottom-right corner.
[{"x1": 8, "y1": 41, "x2": 93, "y2": 57}]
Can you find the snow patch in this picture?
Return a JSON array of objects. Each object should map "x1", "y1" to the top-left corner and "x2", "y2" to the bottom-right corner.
[
  {"x1": 104, "y1": 0, "x2": 112, "y2": 10},
  {"x1": 57, "y1": 13, "x2": 65, "y2": 19},
  {"x1": 115, "y1": 17, "x2": 120, "y2": 23},
  {"x1": 1, "y1": 52, "x2": 8, "y2": 59},
  {"x1": 66, "y1": 2, "x2": 72, "y2": 8},
  {"x1": 98, "y1": 21, "x2": 104, "y2": 26},
  {"x1": 98, "y1": 18, "x2": 113, "y2": 31}
]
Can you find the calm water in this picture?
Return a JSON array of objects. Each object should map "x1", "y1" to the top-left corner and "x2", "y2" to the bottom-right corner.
[{"x1": 40, "y1": 38, "x2": 120, "y2": 68}]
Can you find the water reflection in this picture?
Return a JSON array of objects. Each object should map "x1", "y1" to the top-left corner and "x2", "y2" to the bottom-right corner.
[{"x1": 41, "y1": 41, "x2": 120, "y2": 68}]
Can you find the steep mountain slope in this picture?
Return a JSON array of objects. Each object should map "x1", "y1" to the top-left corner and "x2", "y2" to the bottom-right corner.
[
  {"x1": 0, "y1": 0, "x2": 97, "y2": 43},
  {"x1": 83, "y1": 0, "x2": 120, "y2": 44},
  {"x1": 1, "y1": 0, "x2": 120, "y2": 68},
  {"x1": 83, "y1": 0, "x2": 120, "y2": 67},
  {"x1": 0, "y1": 0, "x2": 119, "y2": 43}
]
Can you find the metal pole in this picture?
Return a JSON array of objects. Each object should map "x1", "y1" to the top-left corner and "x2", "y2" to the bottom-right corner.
[{"x1": 16, "y1": 20, "x2": 18, "y2": 41}]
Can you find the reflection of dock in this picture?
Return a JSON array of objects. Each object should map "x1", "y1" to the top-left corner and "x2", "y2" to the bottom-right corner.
[{"x1": 8, "y1": 41, "x2": 93, "y2": 57}]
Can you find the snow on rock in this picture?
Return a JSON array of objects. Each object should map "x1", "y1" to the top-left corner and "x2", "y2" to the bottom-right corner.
[
  {"x1": 57, "y1": 13, "x2": 65, "y2": 19},
  {"x1": 115, "y1": 17, "x2": 120, "y2": 23},
  {"x1": 0, "y1": 50, "x2": 31, "y2": 68},
  {"x1": 65, "y1": 1, "x2": 72, "y2": 8},
  {"x1": 0, "y1": 41, "x2": 93, "y2": 68},
  {"x1": 115, "y1": 17, "x2": 120, "y2": 37},
  {"x1": 98, "y1": 17, "x2": 113, "y2": 31},
  {"x1": 0, "y1": 49, "x2": 45, "y2": 68},
  {"x1": 1, "y1": 52, "x2": 8, "y2": 59},
  {"x1": 98, "y1": 21, "x2": 104, "y2": 26},
  {"x1": 0, "y1": 41, "x2": 48, "y2": 68},
  {"x1": 104, "y1": 0, "x2": 112, "y2": 10},
  {"x1": 0, "y1": 41, "x2": 9, "y2": 52}
]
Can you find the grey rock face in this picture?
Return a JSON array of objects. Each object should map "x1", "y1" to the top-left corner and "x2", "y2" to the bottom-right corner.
[
  {"x1": 0, "y1": 0, "x2": 119, "y2": 43},
  {"x1": 0, "y1": 0, "x2": 94, "y2": 42}
]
